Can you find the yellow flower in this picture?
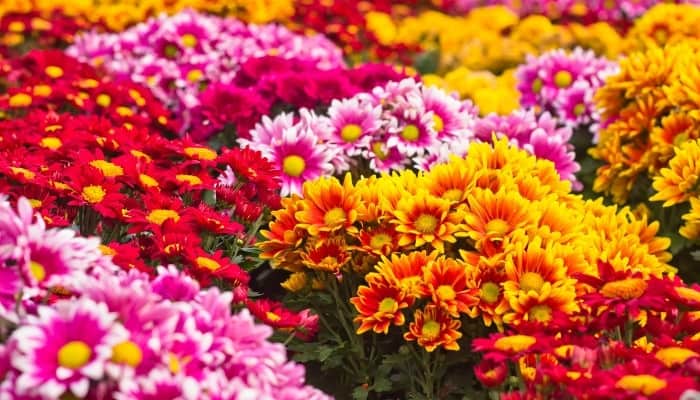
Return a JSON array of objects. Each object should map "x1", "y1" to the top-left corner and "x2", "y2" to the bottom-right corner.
[
  {"x1": 651, "y1": 139, "x2": 700, "y2": 206},
  {"x1": 365, "y1": 11, "x2": 397, "y2": 46}
]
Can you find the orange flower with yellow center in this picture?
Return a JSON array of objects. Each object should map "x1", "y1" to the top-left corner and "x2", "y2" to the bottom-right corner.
[
  {"x1": 651, "y1": 139, "x2": 700, "y2": 207},
  {"x1": 392, "y1": 190, "x2": 464, "y2": 252},
  {"x1": 463, "y1": 188, "x2": 533, "y2": 255},
  {"x1": 422, "y1": 257, "x2": 478, "y2": 317},
  {"x1": 300, "y1": 238, "x2": 350, "y2": 273},
  {"x1": 365, "y1": 251, "x2": 436, "y2": 298},
  {"x1": 351, "y1": 283, "x2": 412, "y2": 335},
  {"x1": 295, "y1": 174, "x2": 360, "y2": 237},
  {"x1": 403, "y1": 305, "x2": 462, "y2": 352},
  {"x1": 356, "y1": 226, "x2": 399, "y2": 256},
  {"x1": 419, "y1": 159, "x2": 477, "y2": 205},
  {"x1": 259, "y1": 195, "x2": 303, "y2": 269}
]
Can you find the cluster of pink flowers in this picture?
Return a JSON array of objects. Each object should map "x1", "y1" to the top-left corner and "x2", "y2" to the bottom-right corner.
[
  {"x1": 67, "y1": 8, "x2": 345, "y2": 135},
  {"x1": 516, "y1": 48, "x2": 617, "y2": 130},
  {"x1": 0, "y1": 197, "x2": 329, "y2": 400},
  {"x1": 240, "y1": 78, "x2": 582, "y2": 196}
]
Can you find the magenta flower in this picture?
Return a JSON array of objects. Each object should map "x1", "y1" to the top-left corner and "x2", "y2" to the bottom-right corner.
[{"x1": 326, "y1": 97, "x2": 382, "y2": 156}]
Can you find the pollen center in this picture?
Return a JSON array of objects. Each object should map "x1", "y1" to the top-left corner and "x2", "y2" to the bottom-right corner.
[
  {"x1": 528, "y1": 304, "x2": 552, "y2": 323},
  {"x1": 481, "y1": 281, "x2": 500, "y2": 304},
  {"x1": 421, "y1": 320, "x2": 441, "y2": 339},
  {"x1": 378, "y1": 297, "x2": 397, "y2": 313},
  {"x1": 196, "y1": 256, "x2": 220, "y2": 271},
  {"x1": 181, "y1": 33, "x2": 197, "y2": 48},
  {"x1": 554, "y1": 70, "x2": 573, "y2": 88},
  {"x1": 89, "y1": 160, "x2": 123, "y2": 177},
  {"x1": 266, "y1": 311, "x2": 281, "y2": 322},
  {"x1": 82, "y1": 185, "x2": 106, "y2": 204},
  {"x1": 485, "y1": 218, "x2": 510, "y2": 237},
  {"x1": 531, "y1": 78, "x2": 543, "y2": 93},
  {"x1": 146, "y1": 209, "x2": 181, "y2": 225},
  {"x1": 573, "y1": 103, "x2": 586, "y2": 116},
  {"x1": 340, "y1": 124, "x2": 363, "y2": 142},
  {"x1": 601, "y1": 278, "x2": 647, "y2": 300},
  {"x1": 443, "y1": 189, "x2": 463, "y2": 202},
  {"x1": 112, "y1": 340, "x2": 143, "y2": 367},
  {"x1": 432, "y1": 114, "x2": 444, "y2": 132},
  {"x1": 519, "y1": 272, "x2": 545, "y2": 293},
  {"x1": 29, "y1": 261, "x2": 46, "y2": 282},
  {"x1": 370, "y1": 233, "x2": 392, "y2": 250},
  {"x1": 436, "y1": 285, "x2": 456, "y2": 301},
  {"x1": 493, "y1": 335, "x2": 536, "y2": 352},
  {"x1": 282, "y1": 155, "x2": 306, "y2": 177},
  {"x1": 415, "y1": 214, "x2": 438, "y2": 234},
  {"x1": 57, "y1": 340, "x2": 92, "y2": 369},
  {"x1": 401, "y1": 124, "x2": 420, "y2": 141},
  {"x1": 371, "y1": 142, "x2": 388, "y2": 160},
  {"x1": 324, "y1": 207, "x2": 347, "y2": 226},
  {"x1": 615, "y1": 374, "x2": 667, "y2": 396}
]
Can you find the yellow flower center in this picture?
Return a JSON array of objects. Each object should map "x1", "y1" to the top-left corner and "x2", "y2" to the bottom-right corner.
[
  {"x1": 130, "y1": 150, "x2": 152, "y2": 162},
  {"x1": 116, "y1": 106, "x2": 133, "y2": 117},
  {"x1": 531, "y1": 78, "x2": 543, "y2": 93},
  {"x1": 33, "y1": 84, "x2": 52, "y2": 97},
  {"x1": 493, "y1": 335, "x2": 536, "y2": 353},
  {"x1": 175, "y1": 174, "x2": 202, "y2": 185},
  {"x1": 371, "y1": 142, "x2": 388, "y2": 160},
  {"x1": 519, "y1": 272, "x2": 544, "y2": 293},
  {"x1": 168, "y1": 353, "x2": 181, "y2": 374},
  {"x1": 9, "y1": 93, "x2": 32, "y2": 107},
  {"x1": 653, "y1": 26, "x2": 669, "y2": 44},
  {"x1": 369, "y1": 233, "x2": 392, "y2": 250},
  {"x1": 675, "y1": 286, "x2": 700, "y2": 303},
  {"x1": 485, "y1": 218, "x2": 510, "y2": 237},
  {"x1": 89, "y1": 160, "x2": 123, "y2": 177},
  {"x1": 432, "y1": 114, "x2": 444, "y2": 133},
  {"x1": 96, "y1": 93, "x2": 111, "y2": 108},
  {"x1": 181, "y1": 33, "x2": 197, "y2": 48},
  {"x1": 44, "y1": 65, "x2": 64, "y2": 79},
  {"x1": 8, "y1": 21, "x2": 25, "y2": 32},
  {"x1": 29, "y1": 261, "x2": 46, "y2": 282},
  {"x1": 655, "y1": 347, "x2": 698, "y2": 367},
  {"x1": 196, "y1": 256, "x2": 220, "y2": 271},
  {"x1": 282, "y1": 155, "x2": 306, "y2": 177},
  {"x1": 57, "y1": 341, "x2": 92, "y2": 369},
  {"x1": 554, "y1": 70, "x2": 573, "y2": 88},
  {"x1": 615, "y1": 374, "x2": 667, "y2": 396},
  {"x1": 82, "y1": 185, "x2": 106, "y2": 204},
  {"x1": 99, "y1": 245, "x2": 116, "y2": 256},
  {"x1": 146, "y1": 209, "x2": 180, "y2": 225},
  {"x1": 186, "y1": 69, "x2": 203, "y2": 82},
  {"x1": 323, "y1": 207, "x2": 347, "y2": 226},
  {"x1": 436, "y1": 285, "x2": 456, "y2": 301},
  {"x1": 111, "y1": 340, "x2": 143, "y2": 367},
  {"x1": 183, "y1": 146, "x2": 217, "y2": 160},
  {"x1": 129, "y1": 89, "x2": 146, "y2": 106},
  {"x1": 415, "y1": 213, "x2": 438, "y2": 234},
  {"x1": 401, "y1": 124, "x2": 420, "y2": 141},
  {"x1": 28, "y1": 199, "x2": 42, "y2": 208},
  {"x1": 442, "y1": 189, "x2": 463, "y2": 202},
  {"x1": 601, "y1": 278, "x2": 647, "y2": 300},
  {"x1": 528, "y1": 304, "x2": 552, "y2": 323},
  {"x1": 266, "y1": 311, "x2": 281, "y2": 322},
  {"x1": 340, "y1": 123, "x2": 363, "y2": 142},
  {"x1": 421, "y1": 320, "x2": 441, "y2": 340},
  {"x1": 378, "y1": 297, "x2": 397, "y2": 313},
  {"x1": 139, "y1": 174, "x2": 159, "y2": 188},
  {"x1": 573, "y1": 103, "x2": 586, "y2": 116},
  {"x1": 481, "y1": 282, "x2": 500, "y2": 304},
  {"x1": 40, "y1": 137, "x2": 62, "y2": 150}
]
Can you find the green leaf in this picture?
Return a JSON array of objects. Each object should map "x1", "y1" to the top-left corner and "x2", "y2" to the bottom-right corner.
[
  {"x1": 352, "y1": 386, "x2": 369, "y2": 400},
  {"x1": 414, "y1": 50, "x2": 440, "y2": 75},
  {"x1": 371, "y1": 376, "x2": 392, "y2": 393}
]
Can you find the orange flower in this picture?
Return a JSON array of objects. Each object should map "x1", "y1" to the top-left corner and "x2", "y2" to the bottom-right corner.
[
  {"x1": 300, "y1": 238, "x2": 350, "y2": 273},
  {"x1": 392, "y1": 190, "x2": 464, "y2": 252},
  {"x1": 351, "y1": 283, "x2": 412, "y2": 334},
  {"x1": 295, "y1": 174, "x2": 360, "y2": 237},
  {"x1": 403, "y1": 305, "x2": 462, "y2": 352},
  {"x1": 463, "y1": 254, "x2": 510, "y2": 327},
  {"x1": 419, "y1": 159, "x2": 477, "y2": 205},
  {"x1": 422, "y1": 257, "x2": 479, "y2": 317},
  {"x1": 355, "y1": 226, "x2": 400, "y2": 257},
  {"x1": 365, "y1": 251, "x2": 435, "y2": 298},
  {"x1": 258, "y1": 195, "x2": 303, "y2": 270},
  {"x1": 463, "y1": 188, "x2": 533, "y2": 255},
  {"x1": 651, "y1": 139, "x2": 700, "y2": 206}
]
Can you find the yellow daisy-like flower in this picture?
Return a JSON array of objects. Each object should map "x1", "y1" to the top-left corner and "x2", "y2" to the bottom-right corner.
[
  {"x1": 651, "y1": 139, "x2": 700, "y2": 206},
  {"x1": 295, "y1": 174, "x2": 360, "y2": 237},
  {"x1": 391, "y1": 190, "x2": 464, "y2": 253}
]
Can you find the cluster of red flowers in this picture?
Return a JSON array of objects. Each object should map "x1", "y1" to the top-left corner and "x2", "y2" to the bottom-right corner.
[
  {"x1": 0, "y1": 49, "x2": 179, "y2": 133},
  {"x1": 473, "y1": 260, "x2": 700, "y2": 398},
  {"x1": 0, "y1": 109, "x2": 320, "y2": 337},
  {"x1": 0, "y1": 11, "x2": 92, "y2": 56}
]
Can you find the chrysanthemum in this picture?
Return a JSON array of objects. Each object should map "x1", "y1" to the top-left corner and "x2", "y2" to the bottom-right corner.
[
  {"x1": 258, "y1": 195, "x2": 304, "y2": 269},
  {"x1": 365, "y1": 251, "x2": 436, "y2": 298},
  {"x1": 403, "y1": 305, "x2": 462, "y2": 352},
  {"x1": 422, "y1": 257, "x2": 479, "y2": 317},
  {"x1": 463, "y1": 188, "x2": 534, "y2": 255},
  {"x1": 419, "y1": 85, "x2": 475, "y2": 140},
  {"x1": 651, "y1": 139, "x2": 700, "y2": 207},
  {"x1": 386, "y1": 104, "x2": 439, "y2": 157},
  {"x1": 419, "y1": 157, "x2": 477, "y2": 205},
  {"x1": 391, "y1": 190, "x2": 464, "y2": 252},
  {"x1": 326, "y1": 97, "x2": 381, "y2": 156},
  {"x1": 300, "y1": 238, "x2": 350, "y2": 273},
  {"x1": 10, "y1": 299, "x2": 127, "y2": 398},
  {"x1": 295, "y1": 174, "x2": 360, "y2": 238},
  {"x1": 355, "y1": 226, "x2": 400, "y2": 257},
  {"x1": 350, "y1": 283, "x2": 412, "y2": 335}
]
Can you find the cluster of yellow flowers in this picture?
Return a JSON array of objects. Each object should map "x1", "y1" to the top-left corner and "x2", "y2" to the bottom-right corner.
[
  {"x1": 592, "y1": 43, "x2": 700, "y2": 206},
  {"x1": 0, "y1": 0, "x2": 294, "y2": 30},
  {"x1": 624, "y1": 3, "x2": 700, "y2": 53},
  {"x1": 258, "y1": 139, "x2": 672, "y2": 352}
]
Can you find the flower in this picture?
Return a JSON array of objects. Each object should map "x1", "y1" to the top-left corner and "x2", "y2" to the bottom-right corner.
[
  {"x1": 422, "y1": 257, "x2": 479, "y2": 317},
  {"x1": 651, "y1": 139, "x2": 700, "y2": 207},
  {"x1": 351, "y1": 283, "x2": 412, "y2": 335},
  {"x1": 295, "y1": 174, "x2": 360, "y2": 237},
  {"x1": 10, "y1": 298, "x2": 127, "y2": 398},
  {"x1": 403, "y1": 305, "x2": 462, "y2": 352}
]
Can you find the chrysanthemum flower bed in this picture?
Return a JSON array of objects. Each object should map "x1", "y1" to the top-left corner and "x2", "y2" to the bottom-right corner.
[{"x1": 4, "y1": 1, "x2": 700, "y2": 400}]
